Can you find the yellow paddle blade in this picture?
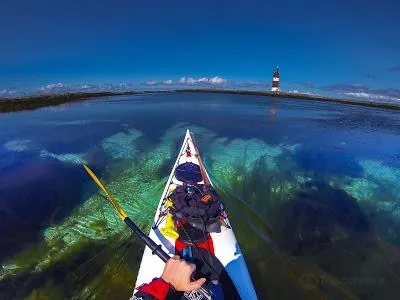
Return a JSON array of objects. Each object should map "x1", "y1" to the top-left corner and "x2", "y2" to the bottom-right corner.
[
  {"x1": 83, "y1": 164, "x2": 127, "y2": 220},
  {"x1": 160, "y1": 214, "x2": 179, "y2": 239},
  {"x1": 165, "y1": 199, "x2": 174, "y2": 208}
]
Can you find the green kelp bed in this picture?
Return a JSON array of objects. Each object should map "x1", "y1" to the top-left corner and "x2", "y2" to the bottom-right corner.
[{"x1": 1, "y1": 124, "x2": 400, "y2": 299}]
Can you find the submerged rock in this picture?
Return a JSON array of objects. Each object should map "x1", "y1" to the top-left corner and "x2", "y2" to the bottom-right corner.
[{"x1": 272, "y1": 181, "x2": 371, "y2": 255}]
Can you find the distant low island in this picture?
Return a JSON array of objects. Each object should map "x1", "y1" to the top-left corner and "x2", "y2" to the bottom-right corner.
[
  {"x1": 0, "y1": 91, "x2": 142, "y2": 113},
  {"x1": 1, "y1": 89, "x2": 399, "y2": 113}
]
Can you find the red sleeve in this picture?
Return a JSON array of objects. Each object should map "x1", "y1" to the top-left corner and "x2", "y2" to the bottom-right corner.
[{"x1": 136, "y1": 278, "x2": 173, "y2": 300}]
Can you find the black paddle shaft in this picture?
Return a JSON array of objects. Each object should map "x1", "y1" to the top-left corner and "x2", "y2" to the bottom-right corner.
[
  {"x1": 124, "y1": 217, "x2": 171, "y2": 262},
  {"x1": 124, "y1": 217, "x2": 214, "y2": 299}
]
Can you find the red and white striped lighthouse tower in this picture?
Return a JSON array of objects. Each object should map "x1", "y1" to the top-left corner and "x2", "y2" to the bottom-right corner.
[{"x1": 271, "y1": 66, "x2": 280, "y2": 92}]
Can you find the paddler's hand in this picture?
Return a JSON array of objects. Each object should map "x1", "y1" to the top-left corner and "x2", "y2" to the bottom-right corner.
[{"x1": 161, "y1": 255, "x2": 206, "y2": 292}]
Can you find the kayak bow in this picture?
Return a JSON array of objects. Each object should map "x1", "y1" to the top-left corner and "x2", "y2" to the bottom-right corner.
[{"x1": 135, "y1": 130, "x2": 257, "y2": 299}]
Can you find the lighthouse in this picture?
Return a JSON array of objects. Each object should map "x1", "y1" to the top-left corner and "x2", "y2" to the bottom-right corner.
[{"x1": 271, "y1": 67, "x2": 280, "y2": 92}]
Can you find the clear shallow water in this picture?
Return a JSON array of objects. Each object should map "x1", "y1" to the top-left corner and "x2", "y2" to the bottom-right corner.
[{"x1": 0, "y1": 93, "x2": 400, "y2": 299}]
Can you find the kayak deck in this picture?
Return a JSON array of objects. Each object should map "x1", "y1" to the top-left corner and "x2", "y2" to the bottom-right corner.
[{"x1": 134, "y1": 130, "x2": 257, "y2": 299}]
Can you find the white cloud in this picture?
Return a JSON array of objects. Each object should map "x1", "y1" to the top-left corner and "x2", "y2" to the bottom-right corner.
[
  {"x1": 287, "y1": 90, "x2": 317, "y2": 96},
  {"x1": 230, "y1": 81, "x2": 270, "y2": 89},
  {"x1": 344, "y1": 92, "x2": 370, "y2": 98},
  {"x1": 118, "y1": 83, "x2": 132, "y2": 88},
  {"x1": 40, "y1": 82, "x2": 66, "y2": 91},
  {"x1": 179, "y1": 77, "x2": 197, "y2": 85},
  {"x1": 0, "y1": 89, "x2": 16, "y2": 96},
  {"x1": 198, "y1": 77, "x2": 209, "y2": 83},
  {"x1": 34, "y1": 82, "x2": 137, "y2": 95},
  {"x1": 344, "y1": 92, "x2": 400, "y2": 102},
  {"x1": 144, "y1": 76, "x2": 228, "y2": 86},
  {"x1": 209, "y1": 76, "x2": 227, "y2": 84}
]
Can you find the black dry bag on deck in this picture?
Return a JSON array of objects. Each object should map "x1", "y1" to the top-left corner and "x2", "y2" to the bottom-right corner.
[
  {"x1": 175, "y1": 162, "x2": 203, "y2": 184},
  {"x1": 169, "y1": 183, "x2": 222, "y2": 236}
]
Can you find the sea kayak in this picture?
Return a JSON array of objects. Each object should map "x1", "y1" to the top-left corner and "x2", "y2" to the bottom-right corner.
[{"x1": 134, "y1": 130, "x2": 257, "y2": 299}]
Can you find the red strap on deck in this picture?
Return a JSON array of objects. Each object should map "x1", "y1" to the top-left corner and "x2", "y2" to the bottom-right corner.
[
  {"x1": 175, "y1": 235, "x2": 215, "y2": 255},
  {"x1": 186, "y1": 144, "x2": 192, "y2": 157}
]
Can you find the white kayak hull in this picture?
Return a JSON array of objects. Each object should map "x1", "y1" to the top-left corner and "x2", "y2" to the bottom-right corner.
[{"x1": 134, "y1": 129, "x2": 257, "y2": 299}]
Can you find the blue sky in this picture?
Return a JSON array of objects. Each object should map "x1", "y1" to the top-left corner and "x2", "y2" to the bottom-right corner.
[{"x1": 1, "y1": 0, "x2": 399, "y2": 101}]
